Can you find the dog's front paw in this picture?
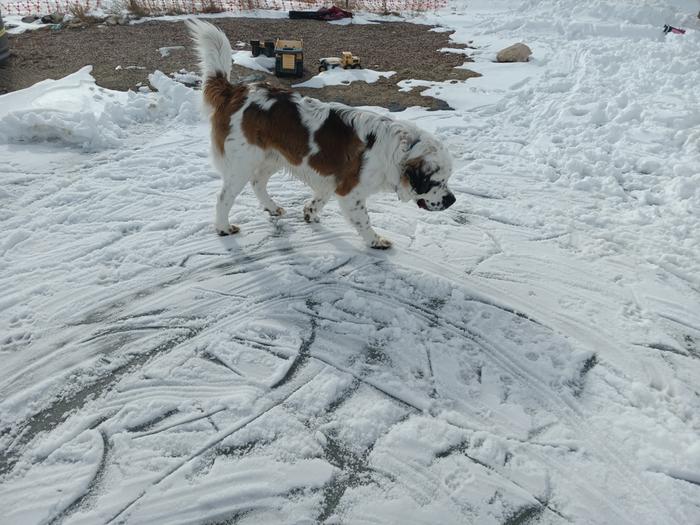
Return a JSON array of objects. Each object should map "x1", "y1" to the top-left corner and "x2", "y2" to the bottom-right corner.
[
  {"x1": 216, "y1": 224, "x2": 240, "y2": 236},
  {"x1": 370, "y1": 236, "x2": 392, "y2": 250},
  {"x1": 267, "y1": 207, "x2": 285, "y2": 217},
  {"x1": 303, "y1": 206, "x2": 321, "y2": 223}
]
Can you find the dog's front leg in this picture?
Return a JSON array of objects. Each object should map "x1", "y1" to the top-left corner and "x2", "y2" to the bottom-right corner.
[
  {"x1": 303, "y1": 190, "x2": 331, "y2": 223},
  {"x1": 338, "y1": 194, "x2": 392, "y2": 249}
]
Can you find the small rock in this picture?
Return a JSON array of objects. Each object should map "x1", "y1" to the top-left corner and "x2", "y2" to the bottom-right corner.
[
  {"x1": 158, "y1": 45, "x2": 185, "y2": 58},
  {"x1": 496, "y1": 43, "x2": 532, "y2": 63},
  {"x1": 21, "y1": 15, "x2": 39, "y2": 23},
  {"x1": 105, "y1": 15, "x2": 119, "y2": 25}
]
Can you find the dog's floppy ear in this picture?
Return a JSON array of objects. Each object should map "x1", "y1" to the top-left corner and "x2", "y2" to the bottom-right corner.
[{"x1": 403, "y1": 157, "x2": 433, "y2": 195}]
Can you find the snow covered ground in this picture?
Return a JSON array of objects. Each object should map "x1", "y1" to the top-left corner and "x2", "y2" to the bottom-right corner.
[
  {"x1": 1, "y1": 1, "x2": 700, "y2": 523},
  {"x1": 293, "y1": 68, "x2": 395, "y2": 89}
]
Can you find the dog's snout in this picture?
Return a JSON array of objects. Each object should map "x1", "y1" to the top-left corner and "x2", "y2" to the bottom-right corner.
[{"x1": 442, "y1": 193, "x2": 456, "y2": 209}]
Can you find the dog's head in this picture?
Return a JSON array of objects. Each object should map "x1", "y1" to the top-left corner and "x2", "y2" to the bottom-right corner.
[{"x1": 397, "y1": 134, "x2": 455, "y2": 211}]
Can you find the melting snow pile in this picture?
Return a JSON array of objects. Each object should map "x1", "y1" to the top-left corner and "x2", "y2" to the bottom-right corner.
[
  {"x1": 231, "y1": 50, "x2": 276, "y2": 73},
  {"x1": 293, "y1": 68, "x2": 396, "y2": 88},
  {"x1": 0, "y1": 66, "x2": 199, "y2": 150}
]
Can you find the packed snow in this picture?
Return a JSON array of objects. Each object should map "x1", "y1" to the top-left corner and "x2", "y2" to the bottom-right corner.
[
  {"x1": 293, "y1": 67, "x2": 396, "y2": 89},
  {"x1": 231, "y1": 50, "x2": 276, "y2": 74},
  {"x1": 1, "y1": 1, "x2": 700, "y2": 524}
]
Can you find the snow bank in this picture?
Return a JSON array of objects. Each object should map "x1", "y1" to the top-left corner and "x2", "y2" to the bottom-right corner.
[{"x1": 0, "y1": 67, "x2": 200, "y2": 150}]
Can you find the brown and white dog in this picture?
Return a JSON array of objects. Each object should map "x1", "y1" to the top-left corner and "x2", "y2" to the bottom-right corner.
[{"x1": 186, "y1": 19, "x2": 455, "y2": 249}]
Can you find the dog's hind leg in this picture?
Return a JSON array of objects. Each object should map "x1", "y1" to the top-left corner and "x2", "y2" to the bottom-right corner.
[
  {"x1": 337, "y1": 193, "x2": 392, "y2": 249},
  {"x1": 251, "y1": 168, "x2": 284, "y2": 217},
  {"x1": 303, "y1": 190, "x2": 332, "y2": 223},
  {"x1": 215, "y1": 170, "x2": 250, "y2": 236}
]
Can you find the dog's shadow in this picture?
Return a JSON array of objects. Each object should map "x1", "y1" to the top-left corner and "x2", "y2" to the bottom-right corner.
[{"x1": 214, "y1": 213, "x2": 395, "y2": 275}]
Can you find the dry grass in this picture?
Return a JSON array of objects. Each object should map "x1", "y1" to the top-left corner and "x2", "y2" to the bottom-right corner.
[
  {"x1": 125, "y1": 0, "x2": 226, "y2": 16},
  {"x1": 238, "y1": 0, "x2": 268, "y2": 10},
  {"x1": 125, "y1": 0, "x2": 154, "y2": 17},
  {"x1": 66, "y1": 1, "x2": 101, "y2": 23},
  {"x1": 200, "y1": 0, "x2": 224, "y2": 13},
  {"x1": 104, "y1": 0, "x2": 127, "y2": 16},
  {"x1": 164, "y1": 0, "x2": 187, "y2": 16}
]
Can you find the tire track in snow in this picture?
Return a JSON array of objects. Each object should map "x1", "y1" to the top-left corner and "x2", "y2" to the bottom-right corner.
[
  {"x1": 46, "y1": 430, "x2": 110, "y2": 525},
  {"x1": 0, "y1": 326, "x2": 203, "y2": 478},
  {"x1": 290, "y1": 265, "x2": 678, "y2": 523},
  {"x1": 248, "y1": 299, "x2": 574, "y2": 520},
  {"x1": 104, "y1": 365, "x2": 324, "y2": 523},
  {"x1": 3, "y1": 240, "x2": 673, "y2": 522},
  {"x1": 269, "y1": 299, "x2": 317, "y2": 390}
]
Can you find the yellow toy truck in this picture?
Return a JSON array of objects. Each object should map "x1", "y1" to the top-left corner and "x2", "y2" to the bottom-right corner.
[{"x1": 319, "y1": 52, "x2": 362, "y2": 72}]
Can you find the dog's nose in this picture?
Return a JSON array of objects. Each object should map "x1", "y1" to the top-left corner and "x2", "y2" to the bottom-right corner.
[{"x1": 442, "y1": 193, "x2": 456, "y2": 209}]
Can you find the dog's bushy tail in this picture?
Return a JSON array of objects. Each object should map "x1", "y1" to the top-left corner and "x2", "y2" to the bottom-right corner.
[{"x1": 185, "y1": 18, "x2": 233, "y2": 86}]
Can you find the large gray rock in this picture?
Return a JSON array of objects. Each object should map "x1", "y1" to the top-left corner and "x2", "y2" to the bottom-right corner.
[{"x1": 496, "y1": 43, "x2": 532, "y2": 63}]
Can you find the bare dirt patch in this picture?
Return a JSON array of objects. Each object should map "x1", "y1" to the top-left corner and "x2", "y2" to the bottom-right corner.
[{"x1": 1, "y1": 17, "x2": 478, "y2": 109}]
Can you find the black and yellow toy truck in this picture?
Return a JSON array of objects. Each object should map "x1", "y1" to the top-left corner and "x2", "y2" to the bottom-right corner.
[
  {"x1": 318, "y1": 52, "x2": 361, "y2": 72},
  {"x1": 274, "y1": 39, "x2": 304, "y2": 77}
]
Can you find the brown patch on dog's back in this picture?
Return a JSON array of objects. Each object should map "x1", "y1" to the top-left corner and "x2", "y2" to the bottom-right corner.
[
  {"x1": 204, "y1": 73, "x2": 249, "y2": 155},
  {"x1": 241, "y1": 88, "x2": 310, "y2": 165},
  {"x1": 309, "y1": 110, "x2": 366, "y2": 196}
]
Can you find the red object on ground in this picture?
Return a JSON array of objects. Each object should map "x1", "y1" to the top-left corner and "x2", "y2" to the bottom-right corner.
[
  {"x1": 317, "y1": 5, "x2": 353, "y2": 20},
  {"x1": 289, "y1": 5, "x2": 353, "y2": 20}
]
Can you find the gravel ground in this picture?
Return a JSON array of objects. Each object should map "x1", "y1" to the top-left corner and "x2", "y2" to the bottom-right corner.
[{"x1": 0, "y1": 17, "x2": 478, "y2": 109}]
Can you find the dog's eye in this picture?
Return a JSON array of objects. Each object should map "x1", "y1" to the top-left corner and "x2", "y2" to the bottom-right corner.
[{"x1": 407, "y1": 166, "x2": 438, "y2": 195}]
